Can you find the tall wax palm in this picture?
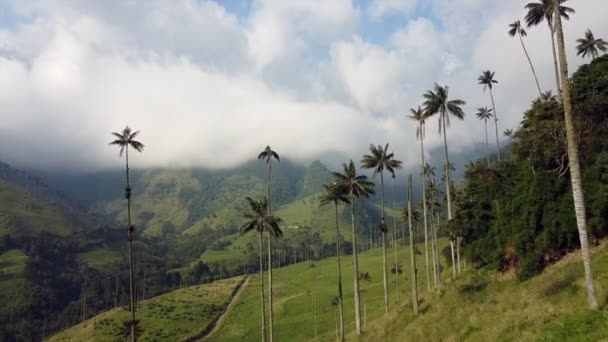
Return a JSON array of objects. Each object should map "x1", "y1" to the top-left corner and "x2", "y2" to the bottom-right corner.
[
  {"x1": 257, "y1": 146, "x2": 280, "y2": 342},
  {"x1": 109, "y1": 126, "x2": 144, "y2": 342},
  {"x1": 476, "y1": 107, "x2": 494, "y2": 167},
  {"x1": 361, "y1": 144, "x2": 402, "y2": 313},
  {"x1": 409, "y1": 106, "x2": 432, "y2": 291},
  {"x1": 332, "y1": 161, "x2": 374, "y2": 335},
  {"x1": 240, "y1": 197, "x2": 284, "y2": 341},
  {"x1": 423, "y1": 84, "x2": 465, "y2": 224},
  {"x1": 508, "y1": 20, "x2": 543, "y2": 97},
  {"x1": 426, "y1": 179, "x2": 442, "y2": 287},
  {"x1": 577, "y1": 29, "x2": 607, "y2": 60},
  {"x1": 390, "y1": 173, "x2": 401, "y2": 303},
  {"x1": 553, "y1": 0, "x2": 599, "y2": 310},
  {"x1": 319, "y1": 183, "x2": 350, "y2": 341},
  {"x1": 405, "y1": 175, "x2": 418, "y2": 314},
  {"x1": 478, "y1": 71, "x2": 501, "y2": 162},
  {"x1": 525, "y1": 0, "x2": 575, "y2": 102}
]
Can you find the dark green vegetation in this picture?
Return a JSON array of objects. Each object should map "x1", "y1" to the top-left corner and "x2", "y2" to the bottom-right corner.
[{"x1": 451, "y1": 55, "x2": 608, "y2": 280}]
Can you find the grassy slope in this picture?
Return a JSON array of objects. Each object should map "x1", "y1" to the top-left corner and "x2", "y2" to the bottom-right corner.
[
  {"x1": 212, "y1": 240, "x2": 608, "y2": 341},
  {"x1": 0, "y1": 178, "x2": 76, "y2": 237},
  {"x1": 0, "y1": 249, "x2": 29, "y2": 278},
  {"x1": 48, "y1": 276, "x2": 245, "y2": 342},
  {"x1": 210, "y1": 239, "x2": 448, "y2": 342}
]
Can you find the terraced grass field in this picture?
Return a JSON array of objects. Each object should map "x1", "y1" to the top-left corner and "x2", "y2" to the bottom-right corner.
[{"x1": 48, "y1": 276, "x2": 245, "y2": 342}]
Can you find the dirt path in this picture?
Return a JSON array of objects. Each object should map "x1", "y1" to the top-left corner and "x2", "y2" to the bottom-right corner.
[{"x1": 182, "y1": 276, "x2": 250, "y2": 342}]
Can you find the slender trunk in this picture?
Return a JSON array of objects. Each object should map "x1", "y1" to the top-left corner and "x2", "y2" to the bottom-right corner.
[
  {"x1": 519, "y1": 34, "x2": 543, "y2": 97},
  {"x1": 434, "y1": 212, "x2": 441, "y2": 285},
  {"x1": 391, "y1": 177, "x2": 399, "y2": 303},
  {"x1": 380, "y1": 172, "x2": 389, "y2": 313},
  {"x1": 442, "y1": 113, "x2": 453, "y2": 221},
  {"x1": 550, "y1": 26, "x2": 562, "y2": 103},
  {"x1": 114, "y1": 274, "x2": 119, "y2": 308},
  {"x1": 125, "y1": 147, "x2": 136, "y2": 342},
  {"x1": 312, "y1": 263, "x2": 318, "y2": 341},
  {"x1": 334, "y1": 204, "x2": 345, "y2": 341},
  {"x1": 489, "y1": 88, "x2": 501, "y2": 162},
  {"x1": 484, "y1": 119, "x2": 490, "y2": 167},
  {"x1": 267, "y1": 163, "x2": 274, "y2": 342},
  {"x1": 553, "y1": 4, "x2": 599, "y2": 310},
  {"x1": 407, "y1": 175, "x2": 418, "y2": 314},
  {"x1": 350, "y1": 197, "x2": 362, "y2": 335},
  {"x1": 259, "y1": 232, "x2": 267, "y2": 342},
  {"x1": 419, "y1": 125, "x2": 431, "y2": 291},
  {"x1": 430, "y1": 206, "x2": 438, "y2": 288},
  {"x1": 450, "y1": 240, "x2": 456, "y2": 279}
]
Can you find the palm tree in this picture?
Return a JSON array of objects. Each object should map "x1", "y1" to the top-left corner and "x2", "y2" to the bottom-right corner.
[
  {"x1": 390, "y1": 173, "x2": 401, "y2": 303},
  {"x1": 257, "y1": 146, "x2": 280, "y2": 342},
  {"x1": 478, "y1": 71, "x2": 501, "y2": 162},
  {"x1": 504, "y1": 129, "x2": 514, "y2": 139},
  {"x1": 508, "y1": 20, "x2": 543, "y2": 97},
  {"x1": 358, "y1": 272, "x2": 373, "y2": 329},
  {"x1": 332, "y1": 161, "x2": 374, "y2": 335},
  {"x1": 361, "y1": 144, "x2": 402, "y2": 313},
  {"x1": 476, "y1": 107, "x2": 494, "y2": 167},
  {"x1": 553, "y1": 0, "x2": 599, "y2": 310},
  {"x1": 240, "y1": 197, "x2": 284, "y2": 341},
  {"x1": 319, "y1": 183, "x2": 350, "y2": 341},
  {"x1": 109, "y1": 126, "x2": 144, "y2": 342},
  {"x1": 525, "y1": 0, "x2": 575, "y2": 102},
  {"x1": 405, "y1": 175, "x2": 418, "y2": 314},
  {"x1": 426, "y1": 179, "x2": 442, "y2": 287},
  {"x1": 577, "y1": 29, "x2": 607, "y2": 60},
  {"x1": 409, "y1": 106, "x2": 432, "y2": 291},
  {"x1": 423, "y1": 84, "x2": 465, "y2": 224}
]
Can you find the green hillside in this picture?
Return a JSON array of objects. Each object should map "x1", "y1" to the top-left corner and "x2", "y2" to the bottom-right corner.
[
  {"x1": 48, "y1": 276, "x2": 245, "y2": 342},
  {"x1": 209, "y1": 239, "x2": 608, "y2": 341},
  {"x1": 0, "y1": 178, "x2": 79, "y2": 237}
]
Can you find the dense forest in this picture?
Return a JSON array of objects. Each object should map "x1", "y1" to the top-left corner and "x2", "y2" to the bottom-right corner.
[{"x1": 452, "y1": 55, "x2": 608, "y2": 279}]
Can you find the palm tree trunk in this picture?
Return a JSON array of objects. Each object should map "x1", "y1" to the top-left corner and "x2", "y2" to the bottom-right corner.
[
  {"x1": 489, "y1": 89, "x2": 501, "y2": 162},
  {"x1": 125, "y1": 146, "x2": 136, "y2": 342},
  {"x1": 334, "y1": 203, "x2": 345, "y2": 341},
  {"x1": 484, "y1": 119, "x2": 490, "y2": 167},
  {"x1": 430, "y1": 207, "x2": 438, "y2": 288},
  {"x1": 380, "y1": 172, "x2": 389, "y2": 313},
  {"x1": 407, "y1": 175, "x2": 418, "y2": 314},
  {"x1": 553, "y1": 4, "x2": 599, "y2": 310},
  {"x1": 442, "y1": 113, "x2": 453, "y2": 221},
  {"x1": 419, "y1": 126, "x2": 431, "y2": 291},
  {"x1": 434, "y1": 212, "x2": 441, "y2": 285},
  {"x1": 450, "y1": 240, "x2": 456, "y2": 279},
  {"x1": 266, "y1": 163, "x2": 274, "y2": 342},
  {"x1": 391, "y1": 177, "x2": 400, "y2": 303},
  {"x1": 519, "y1": 34, "x2": 543, "y2": 97},
  {"x1": 550, "y1": 26, "x2": 562, "y2": 103},
  {"x1": 350, "y1": 197, "x2": 362, "y2": 334},
  {"x1": 259, "y1": 232, "x2": 267, "y2": 342}
]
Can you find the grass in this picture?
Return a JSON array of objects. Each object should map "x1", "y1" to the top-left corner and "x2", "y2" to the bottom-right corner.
[
  {"x1": 78, "y1": 248, "x2": 123, "y2": 273},
  {"x1": 210, "y1": 239, "x2": 608, "y2": 341},
  {"x1": 48, "y1": 276, "x2": 245, "y2": 342},
  {"x1": 0, "y1": 179, "x2": 76, "y2": 237},
  {"x1": 210, "y1": 238, "x2": 448, "y2": 342},
  {"x1": 0, "y1": 249, "x2": 29, "y2": 276}
]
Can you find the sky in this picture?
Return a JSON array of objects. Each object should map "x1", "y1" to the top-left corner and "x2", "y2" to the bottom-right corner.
[{"x1": 0, "y1": 0, "x2": 606, "y2": 171}]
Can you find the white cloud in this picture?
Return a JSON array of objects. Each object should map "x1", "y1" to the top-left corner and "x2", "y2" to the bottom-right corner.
[
  {"x1": 0, "y1": 0, "x2": 606, "y2": 172},
  {"x1": 368, "y1": 0, "x2": 418, "y2": 19}
]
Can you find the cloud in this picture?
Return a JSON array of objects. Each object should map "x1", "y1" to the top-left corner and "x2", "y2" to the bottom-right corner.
[
  {"x1": 368, "y1": 0, "x2": 418, "y2": 19},
  {"x1": 0, "y1": 0, "x2": 606, "y2": 173}
]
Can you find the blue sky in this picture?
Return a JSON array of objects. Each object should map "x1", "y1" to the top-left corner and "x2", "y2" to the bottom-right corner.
[{"x1": 0, "y1": 0, "x2": 606, "y2": 170}]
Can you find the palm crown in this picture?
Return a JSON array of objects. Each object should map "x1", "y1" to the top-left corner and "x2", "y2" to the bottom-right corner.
[
  {"x1": 109, "y1": 126, "x2": 145, "y2": 156},
  {"x1": 332, "y1": 161, "x2": 375, "y2": 199},
  {"x1": 478, "y1": 71, "x2": 498, "y2": 91},
  {"x1": 361, "y1": 143, "x2": 402, "y2": 178},
  {"x1": 240, "y1": 197, "x2": 283, "y2": 237},
  {"x1": 258, "y1": 146, "x2": 280, "y2": 164},
  {"x1": 476, "y1": 107, "x2": 493, "y2": 121},
  {"x1": 508, "y1": 20, "x2": 527, "y2": 38},
  {"x1": 423, "y1": 83, "x2": 466, "y2": 133},
  {"x1": 409, "y1": 106, "x2": 428, "y2": 141},
  {"x1": 524, "y1": 0, "x2": 574, "y2": 28},
  {"x1": 319, "y1": 182, "x2": 350, "y2": 207},
  {"x1": 576, "y1": 29, "x2": 607, "y2": 59},
  {"x1": 402, "y1": 207, "x2": 420, "y2": 224}
]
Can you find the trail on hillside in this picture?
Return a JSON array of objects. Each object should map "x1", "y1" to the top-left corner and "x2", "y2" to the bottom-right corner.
[{"x1": 183, "y1": 276, "x2": 250, "y2": 342}]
